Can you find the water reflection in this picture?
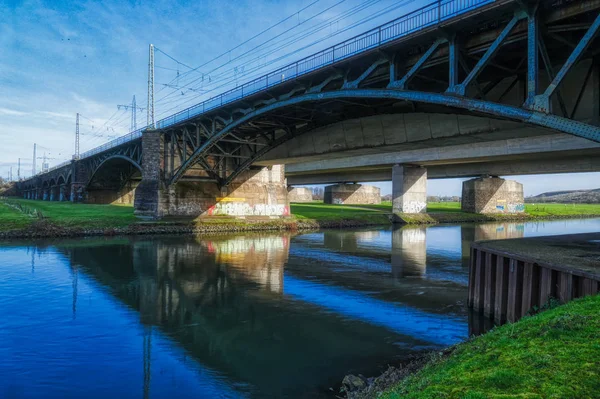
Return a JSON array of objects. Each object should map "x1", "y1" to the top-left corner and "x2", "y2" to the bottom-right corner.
[{"x1": 1, "y1": 218, "x2": 599, "y2": 398}]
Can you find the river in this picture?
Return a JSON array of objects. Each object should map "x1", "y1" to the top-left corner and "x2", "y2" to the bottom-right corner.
[{"x1": 1, "y1": 218, "x2": 599, "y2": 398}]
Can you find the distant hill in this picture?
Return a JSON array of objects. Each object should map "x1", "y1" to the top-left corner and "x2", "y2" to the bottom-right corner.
[{"x1": 526, "y1": 188, "x2": 600, "y2": 203}]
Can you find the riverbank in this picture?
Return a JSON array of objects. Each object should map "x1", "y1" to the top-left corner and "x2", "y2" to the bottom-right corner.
[
  {"x1": 343, "y1": 294, "x2": 600, "y2": 398},
  {"x1": 0, "y1": 199, "x2": 390, "y2": 239},
  {"x1": 1, "y1": 199, "x2": 600, "y2": 239}
]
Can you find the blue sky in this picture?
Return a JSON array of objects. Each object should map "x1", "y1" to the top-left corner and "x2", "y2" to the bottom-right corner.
[{"x1": 1, "y1": 0, "x2": 599, "y2": 196}]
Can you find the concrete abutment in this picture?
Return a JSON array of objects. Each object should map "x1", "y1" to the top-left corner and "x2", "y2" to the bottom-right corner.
[{"x1": 461, "y1": 177, "x2": 524, "y2": 214}]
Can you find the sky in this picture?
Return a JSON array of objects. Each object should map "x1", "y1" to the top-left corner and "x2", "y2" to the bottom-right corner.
[{"x1": 1, "y1": 0, "x2": 599, "y2": 196}]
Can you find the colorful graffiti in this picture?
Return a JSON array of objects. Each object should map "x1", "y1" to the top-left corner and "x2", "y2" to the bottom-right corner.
[{"x1": 207, "y1": 201, "x2": 290, "y2": 217}]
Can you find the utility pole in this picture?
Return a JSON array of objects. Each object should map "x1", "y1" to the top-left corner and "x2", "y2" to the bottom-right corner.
[
  {"x1": 75, "y1": 113, "x2": 80, "y2": 160},
  {"x1": 32, "y1": 143, "x2": 37, "y2": 175},
  {"x1": 118, "y1": 95, "x2": 145, "y2": 131},
  {"x1": 147, "y1": 44, "x2": 155, "y2": 128},
  {"x1": 17, "y1": 158, "x2": 20, "y2": 180}
]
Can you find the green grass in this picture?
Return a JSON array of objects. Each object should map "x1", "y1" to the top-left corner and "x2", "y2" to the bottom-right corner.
[
  {"x1": 2, "y1": 199, "x2": 600, "y2": 234},
  {"x1": 0, "y1": 202, "x2": 35, "y2": 231},
  {"x1": 525, "y1": 203, "x2": 600, "y2": 217},
  {"x1": 381, "y1": 295, "x2": 600, "y2": 399},
  {"x1": 425, "y1": 201, "x2": 600, "y2": 216},
  {"x1": 290, "y1": 202, "x2": 390, "y2": 223},
  {"x1": 2, "y1": 199, "x2": 136, "y2": 229}
]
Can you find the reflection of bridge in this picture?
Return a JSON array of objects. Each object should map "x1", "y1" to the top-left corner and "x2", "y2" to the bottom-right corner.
[
  {"x1": 18, "y1": 0, "x2": 600, "y2": 218},
  {"x1": 52, "y1": 231, "x2": 480, "y2": 396}
]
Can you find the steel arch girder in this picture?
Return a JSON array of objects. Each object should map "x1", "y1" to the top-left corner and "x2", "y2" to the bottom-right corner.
[
  {"x1": 87, "y1": 154, "x2": 142, "y2": 187},
  {"x1": 169, "y1": 89, "x2": 600, "y2": 186}
]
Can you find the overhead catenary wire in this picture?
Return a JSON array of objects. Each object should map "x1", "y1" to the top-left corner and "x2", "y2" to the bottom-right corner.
[
  {"x1": 153, "y1": 0, "x2": 419, "y2": 120},
  {"x1": 151, "y1": 0, "x2": 382, "y2": 115}
]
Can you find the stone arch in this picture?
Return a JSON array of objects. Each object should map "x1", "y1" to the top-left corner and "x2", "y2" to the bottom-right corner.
[{"x1": 86, "y1": 155, "x2": 142, "y2": 204}]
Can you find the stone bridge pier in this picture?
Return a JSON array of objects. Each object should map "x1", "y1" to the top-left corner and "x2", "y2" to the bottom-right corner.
[{"x1": 134, "y1": 130, "x2": 290, "y2": 219}]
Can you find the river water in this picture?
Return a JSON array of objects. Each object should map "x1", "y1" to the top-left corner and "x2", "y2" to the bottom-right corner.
[{"x1": 1, "y1": 218, "x2": 599, "y2": 398}]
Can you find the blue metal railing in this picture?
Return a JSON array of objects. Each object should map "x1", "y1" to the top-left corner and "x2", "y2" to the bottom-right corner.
[{"x1": 72, "y1": 0, "x2": 494, "y2": 163}]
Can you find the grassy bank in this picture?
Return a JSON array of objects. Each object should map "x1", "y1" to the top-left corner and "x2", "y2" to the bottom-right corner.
[
  {"x1": 0, "y1": 199, "x2": 136, "y2": 232},
  {"x1": 375, "y1": 295, "x2": 600, "y2": 399},
  {"x1": 1, "y1": 199, "x2": 600, "y2": 237}
]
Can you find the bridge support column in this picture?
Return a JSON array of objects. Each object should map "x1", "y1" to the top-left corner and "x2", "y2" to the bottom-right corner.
[
  {"x1": 134, "y1": 129, "x2": 165, "y2": 218},
  {"x1": 461, "y1": 177, "x2": 524, "y2": 214},
  {"x1": 70, "y1": 160, "x2": 89, "y2": 202},
  {"x1": 324, "y1": 183, "x2": 380, "y2": 205},
  {"x1": 59, "y1": 185, "x2": 67, "y2": 201},
  {"x1": 392, "y1": 165, "x2": 427, "y2": 218},
  {"x1": 42, "y1": 189, "x2": 49, "y2": 201},
  {"x1": 288, "y1": 186, "x2": 313, "y2": 203},
  {"x1": 50, "y1": 185, "x2": 60, "y2": 201}
]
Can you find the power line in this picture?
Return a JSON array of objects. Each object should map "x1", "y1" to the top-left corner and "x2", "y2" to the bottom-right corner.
[
  {"x1": 153, "y1": 0, "x2": 418, "y2": 119},
  {"x1": 152, "y1": 0, "x2": 388, "y2": 113}
]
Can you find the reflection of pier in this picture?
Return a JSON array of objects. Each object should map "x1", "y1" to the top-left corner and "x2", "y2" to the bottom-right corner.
[
  {"x1": 392, "y1": 226, "x2": 427, "y2": 278},
  {"x1": 461, "y1": 223, "x2": 526, "y2": 268}
]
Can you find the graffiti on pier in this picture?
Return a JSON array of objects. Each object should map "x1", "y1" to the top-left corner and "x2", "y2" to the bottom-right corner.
[
  {"x1": 402, "y1": 201, "x2": 426, "y2": 213},
  {"x1": 207, "y1": 201, "x2": 290, "y2": 217},
  {"x1": 508, "y1": 203, "x2": 525, "y2": 213}
]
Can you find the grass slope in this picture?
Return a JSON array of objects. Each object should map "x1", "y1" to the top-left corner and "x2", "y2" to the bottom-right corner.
[
  {"x1": 382, "y1": 295, "x2": 600, "y2": 399},
  {"x1": 0, "y1": 202, "x2": 34, "y2": 231},
  {"x1": 290, "y1": 202, "x2": 389, "y2": 223},
  {"x1": 2, "y1": 199, "x2": 136, "y2": 230}
]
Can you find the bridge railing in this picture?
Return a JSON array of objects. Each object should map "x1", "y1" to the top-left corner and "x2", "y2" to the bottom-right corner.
[
  {"x1": 79, "y1": 0, "x2": 494, "y2": 160},
  {"x1": 43, "y1": 160, "x2": 72, "y2": 175}
]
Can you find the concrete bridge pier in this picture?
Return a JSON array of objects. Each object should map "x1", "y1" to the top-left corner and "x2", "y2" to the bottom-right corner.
[
  {"x1": 323, "y1": 183, "x2": 380, "y2": 205},
  {"x1": 461, "y1": 177, "x2": 524, "y2": 214},
  {"x1": 392, "y1": 164, "x2": 427, "y2": 218},
  {"x1": 134, "y1": 130, "x2": 290, "y2": 219},
  {"x1": 288, "y1": 187, "x2": 313, "y2": 203}
]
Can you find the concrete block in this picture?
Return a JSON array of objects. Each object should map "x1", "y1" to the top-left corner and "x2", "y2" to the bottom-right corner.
[
  {"x1": 324, "y1": 184, "x2": 380, "y2": 205},
  {"x1": 288, "y1": 187, "x2": 313, "y2": 202},
  {"x1": 462, "y1": 177, "x2": 524, "y2": 214}
]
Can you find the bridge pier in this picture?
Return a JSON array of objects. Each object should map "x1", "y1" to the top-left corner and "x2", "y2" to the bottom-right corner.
[
  {"x1": 59, "y1": 185, "x2": 65, "y2": 201},
  {"x1": 461, "y1": 177, "x2": 524, "y2": 214},
  {"x1": 323, "y1": 183, "x2": 380, "y2": 205},
  {"x1": 134, "y1": 130, "x2": 289, "y2": 219},
  {"x1": 392, "y1": 164, "x2": 427, "y2": 217},
  {"x1": 50, "y1": 185, "x2": 59, "y2": 201},
  {"x1": 288, "y1": 187, "x2": 313, "y2": 203}
]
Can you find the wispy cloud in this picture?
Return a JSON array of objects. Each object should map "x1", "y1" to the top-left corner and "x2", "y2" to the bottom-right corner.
[{"x1": 0, "y1": 107, "x2": 28, "y2": 116}]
